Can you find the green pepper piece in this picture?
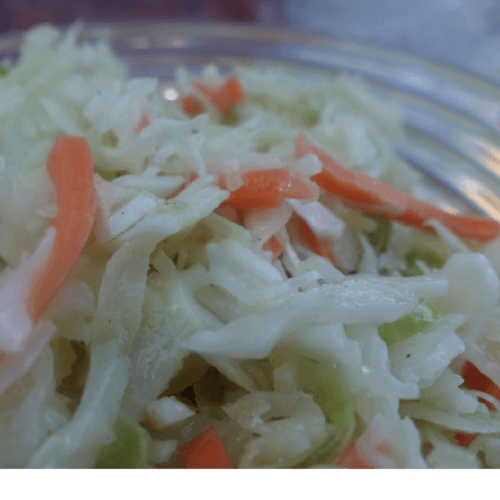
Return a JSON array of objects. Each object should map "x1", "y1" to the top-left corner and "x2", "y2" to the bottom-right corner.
[
  {"x1": 378, "y1": 300, "x2": 441, "y2": 346},
  {"x1": 367, "y1": 216, "x2": 391, "y2": 255},
  {"x1": 94, "y1": 418, "x2": 151, "y2": 469},
  {"x1": 304, "y1": 365, "x2": 354, "y2": 464},
  {"x1": 405, "y1": 247, "x2": 445, "y2": 271}
]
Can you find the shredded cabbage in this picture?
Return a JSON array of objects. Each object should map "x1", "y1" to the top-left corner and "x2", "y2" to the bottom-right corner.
[{"x1": 2, "y1": 24, "x2": 500, "y2": 469}]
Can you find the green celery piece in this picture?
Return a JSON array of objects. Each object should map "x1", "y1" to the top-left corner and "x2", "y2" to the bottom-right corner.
[
  {"x1": 94, "y1": 418, "x2": 151, "y2": 469},
  {"x1": 295, "y1": 429, "x2": 340, "y2": 468},
  {"x1": 312, "y1": 365, "x2": 354, "y2": 434},
  {"x1": 0, "y1": 67, "x2": 7, "y2": 76},
  {"x1": 405, "y1": 248, "x2": 445, "y2": 271},
  {"x1": 220, "y1": 107, "x2": 239, "y2": 125},
  {"x1": 302, "y1": 365, "x2": 354, "y2": 466},
  {"x1": 367, "y1": 216, "x2": 391, "y2": 255},
  {"x1": 97, "y1": 170, "x2": 121, "y2": 182},
  {"x1": 378, "y1": 300, "x2": 441, "y2": 346},
  {"x1": 300, "y1": 109, "x2": 320, "y2": 127},
  {"x1": 102, "y1": 130, "x2": 118, "y2": 148}
]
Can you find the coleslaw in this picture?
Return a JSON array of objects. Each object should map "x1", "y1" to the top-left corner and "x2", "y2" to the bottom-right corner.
[{"x1": 1, "y1": 24, "x2": 500, "y2": 469}]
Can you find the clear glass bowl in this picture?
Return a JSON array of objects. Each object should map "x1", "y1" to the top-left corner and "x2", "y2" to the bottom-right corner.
[{"x1": 3, "y1": 21, "x2": 500, "y2": 219}]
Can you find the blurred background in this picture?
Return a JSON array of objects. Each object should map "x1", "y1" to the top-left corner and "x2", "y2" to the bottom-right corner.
[{"x1": 2, "y1": 0, "x2": 500, "y2": 83}]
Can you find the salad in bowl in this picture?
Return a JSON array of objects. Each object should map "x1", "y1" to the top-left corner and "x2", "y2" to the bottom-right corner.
[{"x1": 1, "y1": 24, "x2": 500, "y2": 469}]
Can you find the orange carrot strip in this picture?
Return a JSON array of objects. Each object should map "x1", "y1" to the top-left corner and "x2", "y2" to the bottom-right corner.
[
  {"x1": 134, "y1": 112, "x2": 150, "y2": 135},
  {"x1": 219, "y1": 168, "x2": 319, "y2": 211},
  {"x1": 336, "y1": 441, "x2": 390, "y2": 469},
  {"x1": 263, "y1": 235, "x2": 285, "y2": 262},
  {"x1": 28, "y1": 136, "x2": 97, "y2": 319},
  {"x1": 288, "y1": 213, "x2": 337, "y2": 267},
  {"x1": 461, "y1": 360, "x2": 500, "y2": 411},
  {"x1": 142, "y1": 419, "x2": 156, "y2": 433},
  {"x1": 454, "y1": 432, "x2": 477, "y2": 447},
  {"x1": 171, "y1": 168, "x2": 318, "y2": 210},
  {"x1": 193, "y1": 76, "x2": 245, "y2": 114},
  {"x1": 181, "y1": 95, "x2": 205, "y2": 116},
  {"x1": 180, "y1": 426, "x2": 233, "y2": 469},
  {"x1": 336, "y1": 443, "x2": 374, "y2": 469},
  {"x1": 295, "y1": 133, "x2": 500, "y2": 243}
]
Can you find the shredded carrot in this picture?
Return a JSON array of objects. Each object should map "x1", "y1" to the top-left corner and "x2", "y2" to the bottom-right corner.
[
  {"x1": 336, "y1": 443, "x2": 373, "y2": 469},
  {"x1": 180, "y1": 426, "x2": 233, "y2": 469},
  {"x1": 28, "y1": 136, "x2": 97, "y2": 319},
  {"x1": 171, "y1": 168, "x2": 318, "y2": 211},
  {"x1": 461, "y1": 360, "x2": 500, "y2": 411},
  {"x1": 263, "y1": 235, "x2": 285, "y2": 262},
  {"x1": 142, "y1": 419, "x2": 156, "y2": 433},
  {"x1": 288, "y1": 213, "x2": 337, "y2": 266},
  {"x1": 454, "y1": 432, "x2": 477, "y2": 447},
  {"x1": 134, "y1": 106, "x2": 150, "y2": 135},
  {"x1": 192, "y1": 76, "x2": 245, "y2": 114},
  {"x1": 295, "y1": 134, "x2": 500, "y2": 243},
  {"x1": 181, "y1": 95, "x2": 205, "y2": 117},
  {"x1": 213, "y1": 206, "x2": 243, "y2": 225},
  {"x1": 336, "y1": 441, "x2": 390, "y2": 469},
  {"x1": 134, "y1": 115, "x2": 150, "y2": 135},
  {"x1": 219, "y1": 168, "x2": 319, "y2": 211}
]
